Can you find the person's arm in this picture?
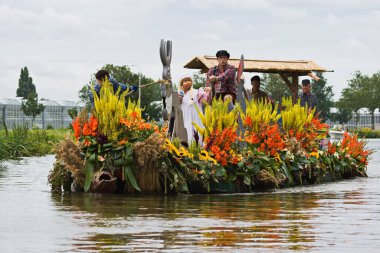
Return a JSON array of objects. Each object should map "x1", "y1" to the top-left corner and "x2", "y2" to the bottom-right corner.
[
  {"x1": 129, "y1": 85, "x2": 138, "y2": 93},
  {"x1": 205, "y1": 68, "x2": 214, "y2": 88},
  {"x1": 216, "y1": 66, "x2": 236, "y2": 83}
]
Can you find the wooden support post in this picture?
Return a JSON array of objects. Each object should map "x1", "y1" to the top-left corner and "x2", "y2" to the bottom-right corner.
[
  {"x1": 291, "y1": 75, "x2": 299, "y2": 104},
  {"x1": 279, "y1": 73, "x2": 299, "y2": 104}
]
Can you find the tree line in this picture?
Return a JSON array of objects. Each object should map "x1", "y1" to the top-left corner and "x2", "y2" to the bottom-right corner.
[{"x1": 13, "y1": 66, "x2": 380, "y2": 129}]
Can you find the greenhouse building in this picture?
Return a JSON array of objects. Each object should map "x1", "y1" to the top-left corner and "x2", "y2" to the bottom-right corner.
[{"x1": 0, "y1": 98, "x2": 84, "y2": 129}]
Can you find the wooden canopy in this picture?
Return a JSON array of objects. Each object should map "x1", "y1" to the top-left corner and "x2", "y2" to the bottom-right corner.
[
  {"x1": 184, "y1": 55, "x2": 332, "y2": 103},
  {"x1": 184, "y1": 56, "x2": 330, "y2": 75}
]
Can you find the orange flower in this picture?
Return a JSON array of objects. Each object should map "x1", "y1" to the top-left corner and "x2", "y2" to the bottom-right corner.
[
  {"x1": 328, "y1": 142, "x2": 336, "y2": 154},
  {"x1": 245, "y1": 124, "x2": 284, "y2": 157},
  {"x1": 82, "y1": 122, "x2": 91, "y2": 136},
  {"x1": 130, "y1": 111, "x2": 138, "y2": 119},
  {"x1": 83, "y1": 139, "x2": 91, "y2": 146},
  {"x1": 244, "y1": 116, "x2": 253, "y2": 128},
  {"x1": 72, "y1": 117, "x2": 81, "y2": 140},
  {"x1": 204, "y1": 127, "x2": 238, "y2": 166},
  {"x1": 118, "y1": 139, "x2": 127, "y2": 145},
  {"x1": 89, "y1": 116, "x2": 98, "y2": 136}
]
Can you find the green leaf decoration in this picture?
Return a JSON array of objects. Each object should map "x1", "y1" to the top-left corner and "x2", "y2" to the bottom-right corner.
[
  {"x1": 124, "y1": 165, "x2": 141, "y2": 192},
  {"x1": 243, "y1": 176, "x2": 251, "y2": 185},
  {"x1": 84, "y1": 153, "x2": 96, "y2": 192},
  {"x1": 281, "y1": 164, "x2": 293, "y2": 184}
]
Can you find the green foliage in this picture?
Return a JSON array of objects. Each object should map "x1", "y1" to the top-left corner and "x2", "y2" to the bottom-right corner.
[
  {"x1": 261, "y1": 74, "x2": 292, "y2": 102},
  {"x1": 0, "y1": 127, "x2": 66, "y2": 162},
  {"x1": 331, "y1": 101, "x2": 352, "y2": 124},
  {"x1": 16, "y1": 67, "x2": 36, "y2": 98},
  {"x1": 192, "y1": 71, "x2": 206, "y2": 89},
  {"x1": 311, "y1": 72, "x2": 334, "y2": 121},
  {"x1": 48, "y1": 162, "x2": 71, "y2": 193},
  {"x1": 337, "y1": 71, "x2": 380, "y2": 129},
  {"x1": 67, "y1": 107, "x2": 78, "y2": 120},
  {"x1": 353, "y1": 128, "x2": 380, "y2": 138},
  {"x1": 21, "y1": 92, "x2": 44, "y2": 124},
  {"x1": 78, "y1": 85, "x2": 92, "y2": 107}
]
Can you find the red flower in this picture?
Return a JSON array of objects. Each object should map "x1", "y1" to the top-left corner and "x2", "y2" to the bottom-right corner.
[
  {"x1": 82, "y1": 122, "x2": 91, "y2": 136},
  {"x1": 89, "y1": 116, "x2": 98, "y2": 136},
  {"x1": 72, "y1": 117, "x2": 81, "y2": 140}
]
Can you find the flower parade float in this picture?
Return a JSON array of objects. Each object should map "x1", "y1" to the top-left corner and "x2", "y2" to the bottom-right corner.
[{"x1": 48, "y1": 78, "x2": 373, "y2": 194}]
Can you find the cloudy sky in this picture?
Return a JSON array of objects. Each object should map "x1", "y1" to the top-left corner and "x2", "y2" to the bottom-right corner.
[{"x1": 0, "y1": 0, "x2": 379, "y2": 101}]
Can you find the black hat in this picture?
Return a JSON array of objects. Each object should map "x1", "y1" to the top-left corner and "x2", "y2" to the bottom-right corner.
[
  {"x1": 251, "y1": 75, "x2": 260, "y2": 82},
  {"x1": 301, "y1": 79, "x2": 311, "y2": 86},
  {"x1": 216, "y1": 50, "x2": 230, "y2": 58}
]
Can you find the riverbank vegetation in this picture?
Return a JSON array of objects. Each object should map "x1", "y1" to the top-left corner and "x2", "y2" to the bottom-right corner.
[
  {"x1": 354, "y1": 128, "x2": 380, "y2": 138},
  {"x1": 0, "y1": 125, "x2": 68, "y2": 162}
]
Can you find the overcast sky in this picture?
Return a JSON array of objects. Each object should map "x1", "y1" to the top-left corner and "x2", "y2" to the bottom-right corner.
[{"x1": 0, "y1": 0, "x2": 379, "y2": 101}]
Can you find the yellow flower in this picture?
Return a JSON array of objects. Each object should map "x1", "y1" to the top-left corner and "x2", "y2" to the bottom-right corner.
[
  {"x1": 310, "y1": 151, "x2": 319, "y2": 158},
  {"x1": 199, "y1": 150, "x2": 218, "y2": 164},
  {"x1": 274, "y1": 153, "x2": 281, "y2": 162}
]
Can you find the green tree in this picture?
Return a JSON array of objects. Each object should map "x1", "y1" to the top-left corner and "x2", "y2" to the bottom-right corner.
[
  {"x1": 260, "y1": 73, "x2": 292, "y2": 102},
  {"x1": 192, "y1": 71, "x2": 206, "y2": 89},
  {"x1": 16, "y1": 67, "x2": 36, "y2": 98},
  {"x1": 336, "y1": 71, "x2": 378, "y2": 129},
  {"x1": 78, "y1": 84, "x2": 92, "y2": 110},
  {"x1": 348, "y1": 71, "x2": 380, "y2": 129},
  {"x1": 365, "y1": 71, "x2": 380, "y2": 129},
  {"x1": 311, "y1": 72, "x2": 334, "y2": 121},
  {"x1": 68, "y1": 107, "x2": 78, "y2": 120},
  {"x1": 332, "y1": 101, "x2": 352, "y2": 124},
  {"x1": 80, "y1": 64, "x2": 162, "y2": 121},
  {"x1": 21, "y1": 92, "x2": 44, "y2": 126},
  {"x1": 78, "y1": 85, "x2": 92, "y2": 104}
]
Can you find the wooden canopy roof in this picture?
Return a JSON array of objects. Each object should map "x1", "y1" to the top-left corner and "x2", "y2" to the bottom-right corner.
[{"x1": 184, "y1": 55, "x2": 331, "y2": 76}]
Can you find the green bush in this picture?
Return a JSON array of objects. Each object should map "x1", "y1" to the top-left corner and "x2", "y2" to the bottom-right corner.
[
  {"x1": 354, "y1": 128, "x2": 380, "y2": 138},
  {"x1": 0, "y1": 126, "x2": 68, "y2": 161}
]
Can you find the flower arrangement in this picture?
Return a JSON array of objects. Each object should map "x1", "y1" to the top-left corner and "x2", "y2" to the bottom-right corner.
[
  {"x1": 66, "y1": 78, "x2": 161, "y2": 193},
  {"x1": 51, "y1": 87, "x2": 373, "y2": 194},
  {"x1": 245, "y1": 124, "x2": 285, "y2": 157}
]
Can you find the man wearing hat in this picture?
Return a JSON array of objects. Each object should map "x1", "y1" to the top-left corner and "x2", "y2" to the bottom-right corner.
[
  {"x1": 205, "y1": 50, "x2": 237, "y2": 102},
  {"x1": 251, "y1": 75, "x2": 270, "y2": 102},
  {"x1": 300, "y1": 79, "x2": 318, "y2": 112}
]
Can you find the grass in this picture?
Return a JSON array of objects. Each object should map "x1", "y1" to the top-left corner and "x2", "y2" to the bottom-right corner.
[
  {"x1": 353, "y1": 128, "x2": 380, "y2": 138},
  {"x1": 0, "y1": 125, "x2": 71, "y2": 162}
]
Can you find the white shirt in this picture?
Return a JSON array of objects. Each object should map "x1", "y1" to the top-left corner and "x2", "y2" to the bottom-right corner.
[{"x1": 180, "y1": 88, "x2": 204, "y2": 144}]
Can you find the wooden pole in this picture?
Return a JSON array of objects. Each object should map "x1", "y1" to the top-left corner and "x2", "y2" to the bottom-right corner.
[
  {"x1": 291, "y1": 75, "x2": 299, "y2": 104},
  {"x1": 279, "y1": 73, "x2": 299, "y2": 104}
]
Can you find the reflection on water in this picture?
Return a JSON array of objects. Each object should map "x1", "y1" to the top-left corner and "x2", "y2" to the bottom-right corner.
[
  {"x1": 1, "y1": 140, "x2": 380, "y2": 252},
  {"x1": 51, "y1": 193, "x2": 322, "y2": 252}
]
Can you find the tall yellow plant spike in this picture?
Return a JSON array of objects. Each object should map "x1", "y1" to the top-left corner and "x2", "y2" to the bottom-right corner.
[
  {"x1": 281, "y1": 97, "x2": 315, "y2": 133},
  {"x1": 192, "y1": 98, "x2": 239, "y2": 140},
  {"x1": 244, "y1": 98, "x2": 280, "y2": 132},
  {"x1": 125, "y1": 98, "x2": 143, "y2": 119},
  {"x1": 91, "y1": 78, "x2": 127, "y2": 142}
]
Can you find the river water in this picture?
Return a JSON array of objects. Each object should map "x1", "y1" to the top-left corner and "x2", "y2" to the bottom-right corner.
[{"x1": 1, "y1": 140, "x2": 380, "y2": 253}]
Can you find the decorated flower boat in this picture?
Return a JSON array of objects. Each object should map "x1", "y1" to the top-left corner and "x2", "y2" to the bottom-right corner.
[
  {"x1": 48, "y1": 78, "x2": 372, "y2": 194},
  {"x1": 48, "y1": 40, "x2": 372, "y2": 194}
]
